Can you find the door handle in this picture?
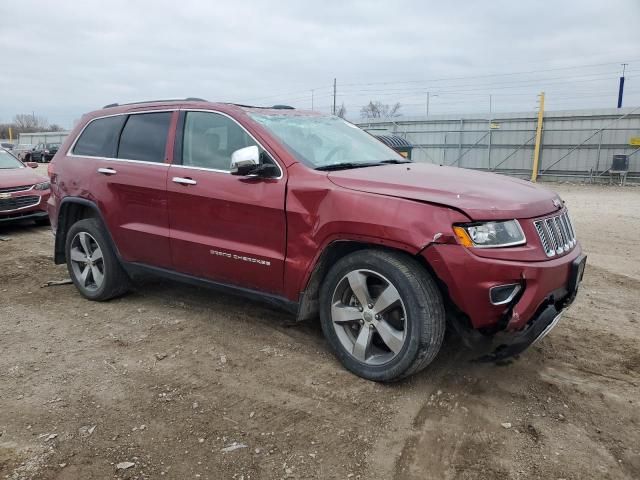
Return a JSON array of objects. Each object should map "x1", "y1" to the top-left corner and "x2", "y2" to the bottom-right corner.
[
  {"x1": 97, "y1": 167, "x2": 117, "y2": 175},
  {"x1": 172, "y1": 176, "x2": 197, "y2": 186}
]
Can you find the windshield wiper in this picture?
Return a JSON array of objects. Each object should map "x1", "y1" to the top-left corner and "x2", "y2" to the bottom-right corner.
[
  {"x1": 315, "y1": 162, "x2": 383, "y2": 171},
  {"x1": 379, "y1": 159, "x2": 412, "y2": 164}
]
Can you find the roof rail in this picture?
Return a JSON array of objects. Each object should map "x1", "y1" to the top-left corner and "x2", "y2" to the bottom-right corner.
[
  {"x1": 229, "y1": 103, "x2": 295, "y2": 110},
  {"x1": 102, "y1": 97, "x2": 207, "y2": 109}
]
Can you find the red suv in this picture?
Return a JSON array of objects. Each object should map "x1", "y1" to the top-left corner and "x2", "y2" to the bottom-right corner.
[{"x1": 47, "y1": 99, "x2": 585, "y2": 381}]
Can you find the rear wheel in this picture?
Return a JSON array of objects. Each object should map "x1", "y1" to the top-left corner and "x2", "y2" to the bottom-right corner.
[
  {"x1": 65, "y1": 218, "x2": 130, "y2": 301},
  {"x1": 319, "y1": 250, "x2": 445, "y2": 382}
]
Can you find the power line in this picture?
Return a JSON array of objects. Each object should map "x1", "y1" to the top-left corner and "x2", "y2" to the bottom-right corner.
[{"x1": 336, "y1": 60, "x2": 640, "y2": 88}]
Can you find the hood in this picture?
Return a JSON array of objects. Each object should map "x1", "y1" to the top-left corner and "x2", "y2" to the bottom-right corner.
[
  {"x1": 328, "y1": 163, "x2": 561, "y2": 220},
  {"x1": 0, "y1": 167, "x2": 47, "y2": 189}
]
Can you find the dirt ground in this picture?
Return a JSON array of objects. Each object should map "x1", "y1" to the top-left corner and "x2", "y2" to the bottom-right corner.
[{"x1": 1, "y1": 183, "x2": 639, "y2": 480}]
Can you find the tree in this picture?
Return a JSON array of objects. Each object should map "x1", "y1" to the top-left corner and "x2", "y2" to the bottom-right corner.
[
  {"x1": 335, "y1": 103, "x2": 347, "y2": 118},
  {"x1": 13, "y1": 114, "x2": 49, "y2": 132},
  {"x1": 360, "y1": 101, "x2": 402, "y2": 120},
  {"x1": 48, "y1": 124, "x2": 65, "y2": 132}
]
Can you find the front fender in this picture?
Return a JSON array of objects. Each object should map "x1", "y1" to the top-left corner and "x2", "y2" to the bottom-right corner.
[{"x1": 282, "y1": 165, "x2": 468, "y2": 300}]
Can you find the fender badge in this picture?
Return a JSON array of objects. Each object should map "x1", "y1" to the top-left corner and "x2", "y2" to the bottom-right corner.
[
  {"x1": 552, "y1": 198, "x2": 562, "y2": 209},
  {"x1": 0, "y1": 193, "x2": 11, "y2": 199}
]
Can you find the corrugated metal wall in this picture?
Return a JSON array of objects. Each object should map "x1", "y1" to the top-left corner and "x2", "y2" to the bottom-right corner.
[
  {"x1": 18, "y1": 131, "x2": 70, "y2": 145},
  {"x1": 359, "y1": 107, "x2": 640, "y2": 181}
]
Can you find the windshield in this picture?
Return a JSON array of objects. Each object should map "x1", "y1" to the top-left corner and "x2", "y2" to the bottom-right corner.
[
  {"x1": 0, "y1": 150, "x2": 24, "y2": 169},
  {"x1": 249, "y1": 113, "x2": 407, "y2": 169},
  {"x1": 47, "y1": 143, "x2": 60, "y2": 148}
]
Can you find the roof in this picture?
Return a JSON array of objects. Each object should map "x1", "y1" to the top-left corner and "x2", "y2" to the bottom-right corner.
[{"x1": 373, "y1": 134, "x2": 413, "y2": 148}]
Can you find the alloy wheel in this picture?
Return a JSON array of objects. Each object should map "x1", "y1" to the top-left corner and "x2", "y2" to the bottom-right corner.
[
  {"x1": 69, "y1": 232, "x2": 105, "y2": 292},
  {"x1": 330, "y1": 269, "x2": 407, "y2": 365}
]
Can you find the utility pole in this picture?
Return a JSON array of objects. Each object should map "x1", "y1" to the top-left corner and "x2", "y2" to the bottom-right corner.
[
  {"x1": 530, "y1": 91, "x2": 545, "y2": 182},
  {"x1": 489, "y1": 94, "x2": 493, "y2": 114},
  {"x1": 617, "y1": 63, "x2": 628, "y2": 108},
  {"x1": 426, "y1": 92, "x2": 438, "y2": 117},
  {"x1": 332, "y1": 78, "x2": 337, "y2": 115}
]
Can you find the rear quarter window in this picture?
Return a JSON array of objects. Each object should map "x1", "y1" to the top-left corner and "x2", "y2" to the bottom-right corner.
[
  {"x1": 117, "y1": 112, "x2": 171, "y2": 163},
  {"x1": 72, "y1": 116, "x2": 126, "y2": 157}
]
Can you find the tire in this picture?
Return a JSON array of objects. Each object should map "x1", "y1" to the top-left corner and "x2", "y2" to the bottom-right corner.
[
  {"x1": 319, "y1": 249, "x2": 445, "y2": 382},
  {"x1": 65, "y1": 218, "x2": 130, "y2": 301}
]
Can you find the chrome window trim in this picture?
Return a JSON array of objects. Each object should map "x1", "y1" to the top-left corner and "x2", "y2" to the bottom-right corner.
[
  {"x1": 67, "y1": 155, "x2": 170, "y2": 167},
  {"x1": 177, "y1": 109, "x2": 284, "y2": 180},
  {"x1": 169, "y1": 164, "x2": 230, "y2": 174},
  {"x1": 67, "y1": 108, "x2": 284, "y2": 180},
  {"x1": 0, "y1": 194, "x2": 41, "y2": 213}
]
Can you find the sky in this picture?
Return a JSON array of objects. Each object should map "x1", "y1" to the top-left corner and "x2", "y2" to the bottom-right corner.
[{"x1": 1, "y1": 0, "x2": 639, "y2": 128}]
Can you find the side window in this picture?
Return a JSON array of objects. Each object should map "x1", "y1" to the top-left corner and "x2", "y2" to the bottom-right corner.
[
  {"x1": 118, "y1": 112, "x2": 171, "y2": 163},
  {"x1": 73, "y1": 116, "x2": 126, "y2": 157},
  {"x1": 182, "y1": 111, "x2": 271, "y2": 171}
]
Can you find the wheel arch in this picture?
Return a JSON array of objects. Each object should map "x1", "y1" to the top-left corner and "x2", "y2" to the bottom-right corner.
[
  {"x1": 54, "y1": 198, "x2": 118, "y2": 264},
  {"x1": 295, "y1": 240, "x2": 439, "y2": 322}
]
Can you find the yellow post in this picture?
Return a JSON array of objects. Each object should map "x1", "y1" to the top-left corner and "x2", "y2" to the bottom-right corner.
[
  {"x1": 8, "y1": 127, "x2": 12, "y2": 142},
  {"x1": 530, "y1": 92, "x2": 545, "y2": 182}
]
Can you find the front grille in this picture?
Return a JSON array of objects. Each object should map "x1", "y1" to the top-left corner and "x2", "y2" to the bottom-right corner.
[
  {"x1": 534, "y1": 210, "x2": 576, "y2": 257},
  {"x1": 0, "y1": 195, "x2": 40, "y2": 212},
  {"x1": 0, "y1": 184, "x2": 33, "y2": 193}
]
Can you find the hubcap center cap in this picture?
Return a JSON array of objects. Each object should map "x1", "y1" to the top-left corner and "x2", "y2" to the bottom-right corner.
[{"x1": 363, "y1": 311, "x2": 373, "y2": 323}]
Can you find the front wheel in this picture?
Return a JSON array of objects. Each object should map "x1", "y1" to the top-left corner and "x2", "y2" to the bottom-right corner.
[
  {"x1": 319, "y1": 250, "x2": 445, "y2": 382},
  {"x1": 65, "y1": 218, "x2": 130, "y2": 301}
]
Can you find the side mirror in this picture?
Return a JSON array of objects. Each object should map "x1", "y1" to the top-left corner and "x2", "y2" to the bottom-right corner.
[
  {"x1": 230, "y1": 146, "x2": 260, "y2": 176},
  {"x1": 27, "y1": 162, "x2": 38, "y2": 169}
]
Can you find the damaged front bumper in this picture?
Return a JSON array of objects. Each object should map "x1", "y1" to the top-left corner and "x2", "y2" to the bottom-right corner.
[{"x1": 423, "y1": 243, "x2": 586, "y2": 360}]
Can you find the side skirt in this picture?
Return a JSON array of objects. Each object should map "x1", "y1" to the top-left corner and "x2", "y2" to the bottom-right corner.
[{"x1": 122, "y1": 262, "x2": 299, "y2": 315}]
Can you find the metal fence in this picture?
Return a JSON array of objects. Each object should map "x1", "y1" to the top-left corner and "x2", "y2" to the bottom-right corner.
[
  {"x1": 18, "y1": 131, "x2": 70, "y2": 145},
  {"x1": 359, "y1": 107, "x2": 640, "y2": 182}
]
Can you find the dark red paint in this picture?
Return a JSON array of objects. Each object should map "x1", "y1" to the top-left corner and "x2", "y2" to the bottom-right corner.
[
  {"x1": 0, "y1": 156, "x2": 50, "y2": 223},
  {"x1": 47, "y1": 101, "x2": 582, "y2": 336}
]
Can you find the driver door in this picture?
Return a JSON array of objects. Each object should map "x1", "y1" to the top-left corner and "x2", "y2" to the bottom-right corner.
[{"x1": 167, "y1": 110, "x2": 287, "y2": 295}]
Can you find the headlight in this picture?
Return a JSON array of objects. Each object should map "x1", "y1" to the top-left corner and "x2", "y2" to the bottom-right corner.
[
  {"x1": 34, "y1": 181, "x2": 50, "y2": 190},
  {"x1": 453, "y1": 220, "x2": 526, "y2": 248}
]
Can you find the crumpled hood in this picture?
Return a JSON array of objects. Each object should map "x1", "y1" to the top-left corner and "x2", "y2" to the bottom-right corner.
[
  {"x1": 0, "y1": 167, "x2": 47, "y2": 189},
  {"x1": 328, "y1": 163, "x2": 561, "y2": 220}
]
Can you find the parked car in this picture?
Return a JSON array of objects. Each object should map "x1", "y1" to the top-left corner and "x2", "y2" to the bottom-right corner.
[
  {"x1": 1, "y1": 142, "x2": 14, "y2": 150},
  {"x1": 13, "y1": 143, "x2": 36, "y2": 161},
  {"x1": 47, "y1": 99, "x2": 586, "y2": 381},
  {"x1": 0, "y1": 148, "x2": 50, "y2": 225},
  {"x1": 31, "y1": 142, "x2": 60, "y2": 162}
]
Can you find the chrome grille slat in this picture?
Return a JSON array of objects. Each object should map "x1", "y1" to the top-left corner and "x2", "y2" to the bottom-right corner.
[
  {"x1": 0, "y1": 184, "x2": 34, "y2": 193},
  {"x1": 559, "y1": 214, "x2": 573, "y2": 247},
  {"x1": 535, "y1": 209, "x2": 577, "y2": 257},
  {"x1": 554, "y1": 217, "x2": 568, "y2": 251},
  {"x1": 534, "y1": 221, "x2": 553, "y2": 256},
  {"x1": 544, "y1": 218, "x2": 561, "y2": 254},
  {"x1": 0, "y1": 195, "x2": 40, "y2": 212}
]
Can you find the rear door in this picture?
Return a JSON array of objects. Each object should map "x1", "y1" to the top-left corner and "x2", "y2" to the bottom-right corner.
[
  {"x1": 70, "y1": 111, "x2": 175, "y2": 268},
  {"x1": 167, "y1": 110, "x2": 287, "y2": 294}
]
